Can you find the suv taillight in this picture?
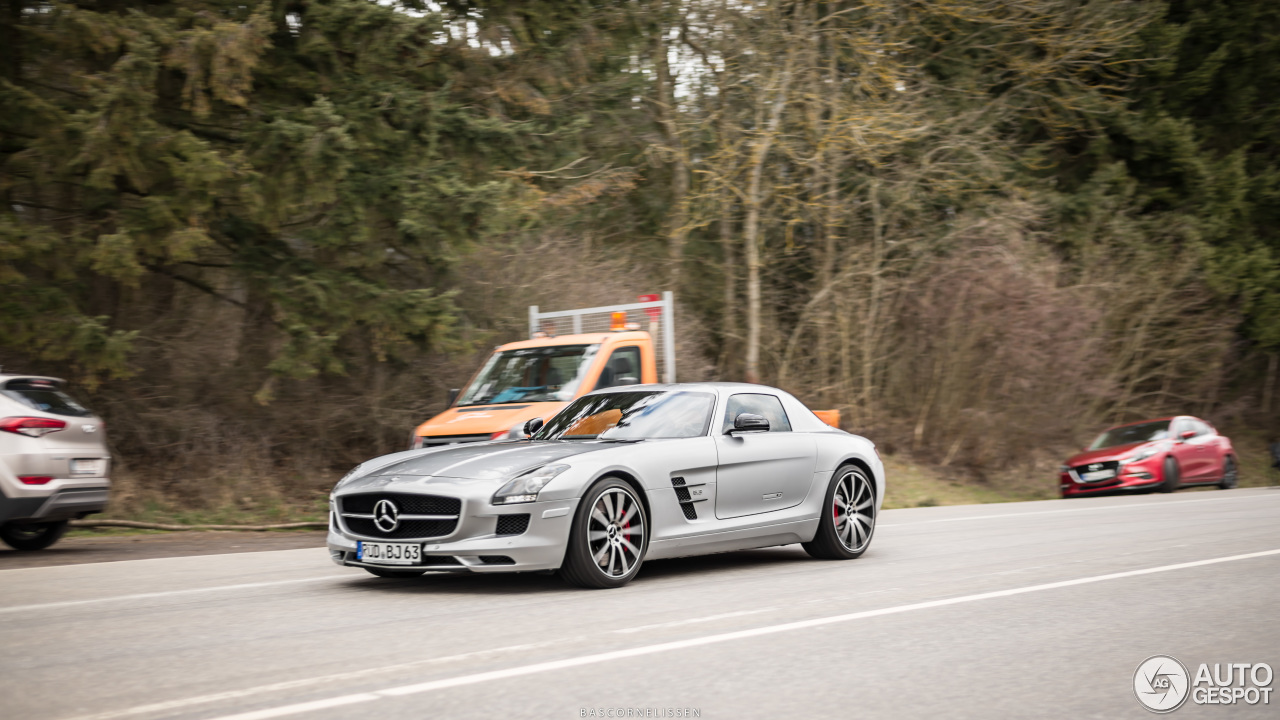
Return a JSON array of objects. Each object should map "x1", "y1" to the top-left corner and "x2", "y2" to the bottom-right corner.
[{"x1": 0, "y1": 417, "x2": 68, "y2": 437}]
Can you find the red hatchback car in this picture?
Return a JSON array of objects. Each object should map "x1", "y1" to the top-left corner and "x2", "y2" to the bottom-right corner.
[{"x1": 1060, "y1": 416, "x2": 1238, "y2": 498}]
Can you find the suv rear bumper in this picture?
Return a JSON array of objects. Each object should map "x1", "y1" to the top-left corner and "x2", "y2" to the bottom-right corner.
[{"x1": 0, "y1": 485, "x2": 109, "y2": 524}]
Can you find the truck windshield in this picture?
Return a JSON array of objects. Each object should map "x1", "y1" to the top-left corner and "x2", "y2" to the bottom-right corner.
[{"x1": 457, "y1": 344, "x2": 599, "y2": 406}]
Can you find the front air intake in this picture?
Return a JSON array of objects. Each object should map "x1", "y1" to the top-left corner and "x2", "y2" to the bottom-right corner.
[{"x1": 495, "y1": 514, "x2": 530, "y2": 536}]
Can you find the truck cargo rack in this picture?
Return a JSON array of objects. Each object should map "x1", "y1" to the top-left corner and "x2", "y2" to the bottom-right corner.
[{"x1": 528, "y1": 291, "x2": 676, "y2": 384}]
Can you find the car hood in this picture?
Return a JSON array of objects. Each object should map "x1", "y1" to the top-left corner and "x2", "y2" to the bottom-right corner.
[
  {"x1": 339, "y1": 441, "x2": 622, "y2": 491},
  {"x1": 1065, "y1": 442, "x2": 1148, "y2": 466},
  {"x1": 413, "y1": 402, "x2": 568, "y2": 438}
]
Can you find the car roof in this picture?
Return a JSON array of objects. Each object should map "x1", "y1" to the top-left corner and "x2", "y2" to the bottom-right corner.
[
  {"x1": 0, "y1": 374, "x2": 66, "y2": 385},
  {"x1": 586, "y1": 382, "x2": 782, "y2": 396},
  {"x1": 1103, "y1": 416, "x2": 1183, "y2": 430}
]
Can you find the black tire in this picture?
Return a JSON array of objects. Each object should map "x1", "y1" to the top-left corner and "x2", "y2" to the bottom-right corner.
[
  {"x1": 1159, "y1": 457, "x2": 1180, "y2": 493},
  {"x1": 0, "y1": 521, "x2": 68, "y2": 551},
  {"x1": 363, "y1": 567, "x2": 426, "y2": 578},
  {"x1": 1218, "y1": 456, "x2": 1238, "y2": 490},
  {"x1": 803, "y1": 465, "x2": 876, "y2": 560},
  {"x1": 560, "y1": 477, "x2": 648, "y2": 589}
]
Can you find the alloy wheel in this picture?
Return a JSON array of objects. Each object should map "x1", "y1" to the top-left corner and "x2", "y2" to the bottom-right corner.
[
  {"x1": 833, "y1": 470, "x2": 875, "y2": 552},
  {"x1": 586, "y1": 487, "x2": 645, "y2": 578}
]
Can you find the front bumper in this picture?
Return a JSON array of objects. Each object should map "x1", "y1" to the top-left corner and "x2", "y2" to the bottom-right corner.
[
  {"x1": 1059, "y1": 468, "x2": 1160, "y2": 496},
  {"x1": 327, "y1": 496, "x2": 581, "y2": 573}
]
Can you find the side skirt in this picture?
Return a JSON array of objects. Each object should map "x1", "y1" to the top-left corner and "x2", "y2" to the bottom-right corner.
[{"x1": 645, "y1": 517, "x2": 820, "y2": 560}]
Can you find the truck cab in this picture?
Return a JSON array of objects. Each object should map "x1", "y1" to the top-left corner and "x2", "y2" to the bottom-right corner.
[
  {"x1": 410, "y1": 293, "x2": 839, "y2": 448},
  {"x1": 412, "y1": 330, "x2": 660, "y2": 447}
]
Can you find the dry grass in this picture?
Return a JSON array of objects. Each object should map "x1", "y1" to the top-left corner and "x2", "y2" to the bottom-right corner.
[{"x1": 879, "y1": 454, "x2": 1056, "y2": 509}]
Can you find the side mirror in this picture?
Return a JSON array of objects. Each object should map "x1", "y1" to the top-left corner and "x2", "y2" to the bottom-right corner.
[
  {"x1": 728, "y1": 413, "x2": 770, "y2": 434},
  {"x1": 447, "y1": 388, "x2": 460, "y2": 407},
  {"x1": 1179, "y1": 430, "x2": 1195, "y2": 441},
  {"x1": 524, "y1": 418, "x2": 544, "y2": 436}
]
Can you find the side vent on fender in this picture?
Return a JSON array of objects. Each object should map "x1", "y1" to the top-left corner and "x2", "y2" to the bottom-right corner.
[{"x1": 671, "y1": 476, "x2": 706, "y2": 521}]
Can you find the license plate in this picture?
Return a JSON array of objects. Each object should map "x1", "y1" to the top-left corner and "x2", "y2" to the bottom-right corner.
[
  {"x1": 357, "y1": 541, "x2": 422, "y2": 565},
  {"x1": 1081, "y1": 469, "x2": 1116, "y2": 482},
  {"x1": 71, "y1": 459, "x2": 106, "y2": 476}
]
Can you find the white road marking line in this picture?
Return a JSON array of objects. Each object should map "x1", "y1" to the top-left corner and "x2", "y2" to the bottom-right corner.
[
  {"x1": 59, "y1": 641, "x2": 564, "y2": 720},
  {"x1": 0, "y1": 575, "x2": 348, "y2": 615},
  {"x1": 612, "y1": 608, "x2": 776, "y2": 634},
  {"x1": 877, "y1": 491, "x2": 1280, "y2": 527},
  {"x1": 215, "y1": 694, "x2": 379, "y2": 720},
  {"x1": 204, "y1": 547, "x2": 1280, "y2": 720}
]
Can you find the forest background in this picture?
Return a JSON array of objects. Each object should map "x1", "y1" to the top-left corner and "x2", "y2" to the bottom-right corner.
[{"x1": 2, "y1": 0, "x2": 1278, "y2": 522}]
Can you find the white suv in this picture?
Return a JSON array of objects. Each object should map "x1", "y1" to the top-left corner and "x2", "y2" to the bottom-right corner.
[{"x1": 0, "y1": 375, "x2": 111, "y2": 550}]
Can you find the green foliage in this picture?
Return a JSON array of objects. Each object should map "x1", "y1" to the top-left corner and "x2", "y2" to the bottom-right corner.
[
  {"x1": 1053, "y1": 0, "x2": 1280, "y2": 349},
  {"x1": 2, "y1": 0, "x2": 1278, "y2": 496},
  {"x1": 0, "y1": 0, "x2": 611, "y2": 386}
]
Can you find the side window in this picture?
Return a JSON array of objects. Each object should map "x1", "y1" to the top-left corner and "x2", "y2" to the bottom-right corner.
[
  {"x1": 594, "y1": 347, "x2": 641, "y2": 391},
  {"x1": 1191, "y1": 419, "x2": 1211, "y2": 437},
  {"x1": 722, "y1": 393, "x2": 792, "y2": 433}
]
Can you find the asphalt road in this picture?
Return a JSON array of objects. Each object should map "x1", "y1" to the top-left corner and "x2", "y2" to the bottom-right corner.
[
  {"x1": 3, "y1": 488, "x2": 1279, "y2": 720},
  {"x1": 0, "y1": 531, "x2": 328, "y2": 569}
]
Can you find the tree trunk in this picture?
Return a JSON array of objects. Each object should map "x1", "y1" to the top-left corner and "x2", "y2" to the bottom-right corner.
[
  {"x1": 719, "y1": 203, "x2": 737, "y2": 376},
  {"x1": 861, "y1": 180, "x2": 884, "y2": 425},
  {"x1": 743, "y1": 57, "x2": 793, "y2": 384},
  {"x1": 1264, "y1": 352, "x2": 1278, "y2": 415},
  {"x1": 653, "y1": 2, "x2": 690, "y2": 291}
]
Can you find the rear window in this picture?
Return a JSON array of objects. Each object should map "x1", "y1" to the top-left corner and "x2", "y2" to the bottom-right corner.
[{"x1": 2, "y1": 379, "x2": 93, "y2": 417}]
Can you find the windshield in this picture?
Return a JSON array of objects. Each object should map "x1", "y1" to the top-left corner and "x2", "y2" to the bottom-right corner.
[
  {"x1": 535, "y1": 391, "x2": 715, "y2": 440},
  {"x1": 457, "y1": 344, "x2": 599, "y2": 406},
  {"x1": 1088, "y1": 421, "x2": 1170, "y2": 450},
  {"x1": 1, "y1": 379, "x2": 93, "y2": 418}
]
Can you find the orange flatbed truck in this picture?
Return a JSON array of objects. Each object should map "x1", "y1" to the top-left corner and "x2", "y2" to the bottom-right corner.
[{"x1": 410, "y1": 294, "x2": 839, "y2": 448}]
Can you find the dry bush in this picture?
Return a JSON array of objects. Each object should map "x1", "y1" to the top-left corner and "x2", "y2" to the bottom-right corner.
[
  {"x1": 884, "y1": 224, "x2": 1104, "y2": 473},
  {"x1": 769, "y1": 198, "x2": 1235, "y2": 485}
]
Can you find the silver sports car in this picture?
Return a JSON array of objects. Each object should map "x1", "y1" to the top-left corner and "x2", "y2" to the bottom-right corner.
[{"x1": 327, "y1": 383, "x2": 884, "y2": 588}]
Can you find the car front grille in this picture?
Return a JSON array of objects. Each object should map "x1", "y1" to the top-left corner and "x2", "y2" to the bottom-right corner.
[
  {"x1": 345, "y1": 518, "x2": 457, "y2": 539},
  {"x1": 338, "y1": 492, "x2": 461, "y2": 539},
  {"x1": 1071, "y1": 460, "x2": 1120, "y2": 483},
  {"x1": 340, "y1": 493, "x2": 461, "y2": 515},
  {"x1": 418, "y1": 434, "x2": 491, "y2": 446}
]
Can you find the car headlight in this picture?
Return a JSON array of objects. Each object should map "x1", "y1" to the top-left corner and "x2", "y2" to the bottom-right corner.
[
  {"x1": 1120, "y1": 447, "x2": 1157, "y2": 465},
  {"x1": 1058, "y1": 464, "x2": 1070, "y2": 473},
  {"x1": 493, "y1": 464, "x2": 570, "y2": 505}
]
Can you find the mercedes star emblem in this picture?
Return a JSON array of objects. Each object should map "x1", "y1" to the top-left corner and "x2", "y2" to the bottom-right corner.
[{"x1": 373, "y1": 499, "x2": 400, "y2": 533}]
